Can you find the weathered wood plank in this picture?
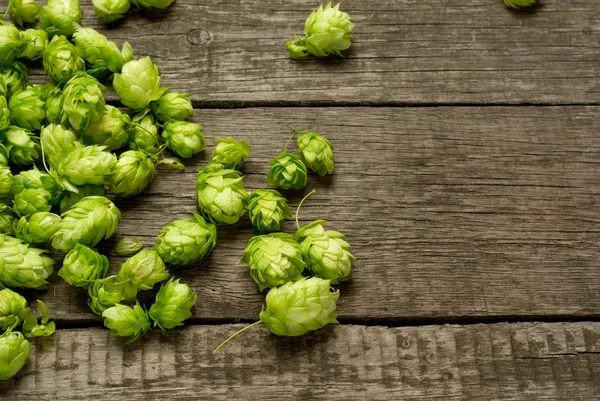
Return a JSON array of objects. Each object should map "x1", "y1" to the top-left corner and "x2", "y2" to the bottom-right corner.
[
  {"x1": 31, "y1": 106, "x2": 600, "y2": 323},
  {"x1": 1, "y1": 321, "x2": 600, "y2": 400},
  {"x1": 24, "y1": 0, "x2": 600, "y2": 105}
]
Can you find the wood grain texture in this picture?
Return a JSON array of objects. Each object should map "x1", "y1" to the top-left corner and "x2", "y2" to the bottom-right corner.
[
  {"x1": 25, "y1": 0, "x2": 600, "y2": 105},
  {"x1": 1, "y1": 321, "x2": 600, "y2": 400},
  {"x1": 31, "y1": 106, "x2": 600, "y2": 323}
]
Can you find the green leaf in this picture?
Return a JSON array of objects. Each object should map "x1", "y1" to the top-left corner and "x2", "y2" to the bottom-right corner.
[{"x1": 37, "y1": 300, "x2": 50, "y2": 324}]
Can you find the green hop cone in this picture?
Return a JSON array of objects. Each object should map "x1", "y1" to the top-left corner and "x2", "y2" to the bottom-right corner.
[
  {"x1": 162, "y1": 121, "x2": 206, "y2": 158},
  {"x1": 109, "y1": 150, "x2": 156, "y2": 197},
  {"x1": 0, "y1": 24, "x2": 25, "y2": 66},
  {"x1": 14, "y1": 212, "x2": 61, "y2": 245},
  {"x1": 151, "y1": 91, "x2": 193, "y2": 122},
  {"x1": 114, "y1": 236, "x2": 143, "y2": 256},
  {"x1": 102, "y1": 302, "x2": 150, "y2": 343},
  {"x1": 7, "y1": 0, "x2": 39, "y2": 27},
  {"x1": 2, "y1": 126, "x2": 40, "y2": 167},
  {"x1": 0, "y1": 234, "x2": 54, "y2": 289},
  {"x1": 53, "y1": 145, "x2": 117, "y2": 192},
  {"x1": 58, "y1": 243, "x2": 108, "y2": 288},
  {"x1": 42, "y1": 35, "x2": 85, "y2": 85},
  {"x1": 51, "y1": 196, "x2": 121, "y2": 252},
  {"x1": 131, "y1": 0, "x2": 174, "y2": 9},
  {"x1": 296, "y1": 130, "x2": 335, "y2": 176},
  {"x1": 0, "y1": 288, "x2": 30, "y2": 332},
  {"x1": 149, "y1": 278, "x2": 196, "y2": 330},
  {"x1": 0, "y1": 204, "x2": 16, "y2": 235},
  {"x1": 8, "y1": 87, "x2": 46, "y2": 131},
  {"x1": 0, "y1": 165, "x2": 13, "y2": 197},
  {"x1": 296, "y1": 220, "x2": 354, "y2": 284},
  {"x1": 92, "y1": 0, "x2": 131, "y2": 23},
  {"x1": 87, "y1": 276, "x2": 123, "y2": 315},
  {"x1": 18, "y1": 29, "x2": 47, "y2": 61},
  {"x1": 60, "y1": 72, "x2": 107, "y2": 131},
  {"x1": 267, "y1": 153, "x2": 307, "y2": 190},
  {"x1": 286, "y1": 2, "x2": 354, "y2": 59},
  {"x1": 0, "y1": 332, "x2": 30, "y2": 380},
  {"x1": 242, "y1": 233, "x2": 306, "y2": 292},
  {"x1": 0, "y1": 96, "x2": 9, "y2": 131},
  {"x1": 9, "y1": 166, "x2": 62, "y2": 204},
  {"x1": 211, "y1": 137, "x2": 251, "y2": 170},
  {"x1": 504, "y1": 0, "x2": 536, "y2": 9},
  {"x1": 116, "y1": 248, "x2": 169, "y2": 300},
  {"x1": 44, "y1": 85, "x2": 63, "y2": 124},
  {"x1": 155, "y1": 213, "x2": 217, "y2": 268},
  {"x1": 0, "y1": 62, "x2": 27, "y2": 98},
  {"x1": 195, "y1": 163, "x2": 248, "y2": 225},
  {"x1": 0, "y1": 144, "x2": 8, "y2": 165},
  {"x1": 40, "y1": 124, "x2": 82, "y2": 170},
  {"x1": 260, "y1": 277, "x2": 339, "y2": 336},
  {"x1": 13, "y1": 188, "x2": 52, "y2": 218},
  {"x1": 39, "y1": 0, "x2": 82, "y2": 37},
  {"x1": 73, "y1": 27, "x2": 133, "y2": 79},
  {"x1": 80, "y1": 105, "x2": 129, "y2": 150},
  {"x1": 113, "y1": 57, "x2": 167, "y2": 111},
  {"x1": 247, "y1": 189, "x2": 290, "y2": 233},
  {"x1": 128, "y1": 111, "x2": 160, "y2": 155},
  {"x1": 0, "y1": 77, "x2": 5, "y2": 98},
  {"x1": 59, "y1": 184, "x2": 106, "y2": 214}
]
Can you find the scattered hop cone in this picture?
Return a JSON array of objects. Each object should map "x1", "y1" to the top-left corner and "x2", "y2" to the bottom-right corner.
[
  {"x1": 296, "y1": 220, "x2": 354, "y2": 284},
  {"x1": 0, "y1": 332, "x2": 30, "y2": 380},
  {"x1": 102, "y1": 302, "x2": 150, "y2": 343},
  {"x1": 247, "y1": 189, "x2": 290, "y2": 233},
  {"x1": 242, "y1": 233, "x2": 306, "y2": 291},
  {"x1": 114, "y1": 236, "x2": 143, "y2": 256},
  {"x1": 267, "y1": 153, "x2": 308, "y2": 190},
  {"x1": 0, "y1": 288, "x2": 30, "y2": 332},
  {"x1": 18, "y1": 29, "x2": 47, "y2": 61},
  {"x1": 73, "y1": 27, "x2": 133, "y2": 79},
  {"x1": 296, "y1": 130, "x2": 335, "y2": 176},
  {"x1": 51, "y1": 196, "x2": 121, "y2": 252},
  {"x1": 7, "y1": 0, "x2": 39, "y2": 27},
  {"x1": 128, "y1": 111, "x2": 160, "y2": 155},
  {"x1": 92, "y1": 0, "x2": 131, "y2": 23},
  {"x1": 131, "y1": 0, "x2": 174, "y2": 9},
  {"x1": 109, "y1": 150, "x2": 156, "y2": 197},
  {"x1": 13, "y1": 188, "x2": 52, "y2": 218},
  {"x1": 40, "y1": 124, "x2": 82, "y2": 170},
  {"x1": 151, "y1": 91, "x2": 193, "y2": 122},
  {"x1": 39, "y1": 0, "x2": 82, "y2": 37},
  {"x1": 162, "y1": 121, "x2": 206, "y2": 159},
  {"x1": 88, "y1": 276, "x2": 124, "y2": 315},
  {"x1": 287, "y1": 2, "x2": 354, "y2": 59},
  {"x1": 211, "y1": 137, "x2": 251, "y2": 170},
  {"x1": 195, "y1": 163, "x2": 248, "y2": 225},
  {"x1": 0, "y1": 204, "x2": 16, "y2": 235},
  {"x1": 9, "y1": 166, "x2": 62, "y2": 204},
  {"x1": 80, "y1": 105, "x2": 129, "y2": 150},
  {"x1": 149, "y1": 278, "x2": 196, "y2": 330},
  {"x1": 8, "y1": 87, "x2": 46, "y2": 131},
  {"x1": 14, "y1": 212, "x2": 61, "y2": 245},
  {"x1": 0, "y1": 96, "x2": 9, "y2": 131},
  {"x1": 42, "y1": 35, "x2": 85, "y2": 85},
  {"x1": 0, "y1": 144, "x2": 8, "y2": 165},
  {"x1": 53, "y1": 145, "x2": 117, "y2": 192},
  {"x1": 0, "y1": 165, "x2": 13, "y2": 197},
  {"x1": 59, "y1": 243, "x2": 108, "y2": 288},
  {"x1": 0, "y1": 234, "x2": 54, "y2": 289},
  {"x1": 0, "y1": 24, "x2": 25, "y2": 66},
  {"x1": 116, "y1": 249, "x2": 169, "y2": 299},
  {"x1": 155, "y1": 213, "x2": 216, "y2": 268},
  {"x1": 2, "y1": 126, "x2": 41, "y2": 167},
  {"x1": 0, "y1": 62, "x2": 27, "y2": 98},
  {"x1": 259, "y1": 277, "x2": 339, "y2": 336},
  {"x1": 59, "y1": 184, "x2": 106, "y2": 214},
  {"x1": 504, "y1": 0, "x2": 536, "y2": 9},
  {"x1": 60, "y1": 72, "x2": 107, "y2": 131},
  {"x1": 113, "y1": 57, "x2": 167, "y2": 111}
]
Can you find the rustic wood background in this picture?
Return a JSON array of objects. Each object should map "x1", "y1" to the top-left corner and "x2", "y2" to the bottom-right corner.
[{"x1": 2, "y1": 0, "x2": 600, "y2": 399}]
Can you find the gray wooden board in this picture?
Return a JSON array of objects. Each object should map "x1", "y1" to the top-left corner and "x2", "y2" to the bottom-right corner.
[
  {"x1": 30, "y1": 106, "x2": 600, "y2": 323},
  {"x1": 22, "y1": 0, "x2": 600, "y2": 106},
  {"x1": 1, "y1": 321, "x2": 600, "y2": 400}
]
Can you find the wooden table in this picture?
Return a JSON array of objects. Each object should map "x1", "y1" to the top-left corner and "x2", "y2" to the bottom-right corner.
[{"x1": 2, "y1": 0, "x2": 600, "y2": 399}]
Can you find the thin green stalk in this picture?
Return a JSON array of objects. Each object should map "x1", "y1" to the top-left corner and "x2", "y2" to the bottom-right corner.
[
  {"x1": 295, "y1": 189, "x2": 316, "y2": 230},
  {"x1": 213, "y1": 321, "x2": 262, "y2": 353}
]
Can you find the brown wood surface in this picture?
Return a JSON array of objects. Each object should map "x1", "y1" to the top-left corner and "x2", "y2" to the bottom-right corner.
[
  {"x1": 2, "y1": 322, "x2": 600, "y2": 400},
  {"x1": 26, "y1": 0, "x2": 600, "y2": 106}
]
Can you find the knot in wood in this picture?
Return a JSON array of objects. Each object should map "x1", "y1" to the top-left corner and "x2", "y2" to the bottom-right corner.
[{"x1": 187, "y1": 29, "x2": 213, "y2": 46}]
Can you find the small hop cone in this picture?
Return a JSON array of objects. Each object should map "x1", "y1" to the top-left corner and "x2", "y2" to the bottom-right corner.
[
  {"x1": 0, "y1": 166, "x2": 13, "y2": 197},
  {"x1": 211, "y1": 137, "x2": 251, "y2": 170},
  {"x1": 0, "y1": 97, "x2": 9, "y2": 132},
  {"x1": 259, "y1": 277, "x2": 339, "y2": 336},
  {"x1": 247, "y1": 189, "x2": 290, "y2": 233},
  {"x1": 102, "y1": 302, "x2": 150, "y2": 343},
  {"x1": 0, "y1": 234, "x2": 54, "y2": 290},
  {"x1": 0, "y1": 288, "x2": 30, "y2": 332},
  {"x1": 92, "y1": 0, "x2": 131, "y2": 23},
  {"x1": 13, "y1": 188, "x2": 52, "y2": 218},
  {"x1": 88, "y1": 276, "x2": 124, "y2": 316},
  {"x1": 114, "y1": 236, "x2": 143, "y2": 256},
  {"x1": 2, "y1": 126, "x2": 41, "y2": 167},
  {"x1": 296, "y1": 131, "x2": 335, "y2": 176},
  {"x1": 60, "y1": 72, "x2": 107, "y2": 132},
  {"x1": 0, "y1": 205, "x2": 16, "y2": 236},
  {"x1": 116, "y1": 249, "x2": 169, "y2": 299},
  {"x1": 42, "y1": 35, "x2": 85, "y2": 85},
  {"x1": 59, "y1": 243, "x2": 109, "y2": 288},
  {"x1": 73, "y1": 27, "x2": 133, "y2": 78},
  {"x1": 162, "y1": 121, "x2": 206, "y2": 159},
  {"x1": 113, "y1": 57, "x2": 167, "y2": 111},
  {"x1": 40, "y1": 124, "x2": 83, "y2": 171},
  {"x1": 267, "y1": 153, "x2": 308, "y2": 190},
  {"x1": 149, "y1": 278, "x2": 197, "y2": 330},
  {"x1": 0, "y1": 24, "x2": 26, "y2": 65},
  {"x1": 0, "y1": 62, "x2": 28, "y2": 98},
  {"x1": 39, "y1": 0, "x2": 81, "y2": 38},
  {"x1": 19, "y1": 29, "x2": 47, "y2": 61},
  {"x1": 7, "y1": 0, "x2": 40, "y2": 27},
  {"x1": 109, "y1": 150, "x2": 156, "y2": 197},
  {"x1": 128, "y1": 111, "x2": 160, "y2": 155},
  {"x1": 8, "y1": 87, "x2": 46, "y2": 131},
  {"x1": 14, "y1": 212, "x2": 62, "y2": 245},
  {"x1": 80, "y1": 105, "x2": 130, "y2": 151},
  {"x1": 0, "y1": 332, "x2": 31, "y2": 380},
  {"x1": 54, "y1": 145, "x2": 117, "y2": 192},
  {"x1": 195, "y1": 163, "x2": 248, "y2": 225},
  {"x1": 242, "y1": 233, "x2": 306, "y2": 292},
  {"x1": 59, "y1": 184, "x2": 106, "y2": 214},
  {"x1": 131, "y1": 0, "x2": 174, "y2": 9},
  {"x1": 9, "y1": 166, "x2": 62, "y2": 202},
  {"x1": 151, "y1": 91, "x2": 194, "y2": 122},
  {"x1": 504, "y1": 0, "x2": 536, "y2": 9}
]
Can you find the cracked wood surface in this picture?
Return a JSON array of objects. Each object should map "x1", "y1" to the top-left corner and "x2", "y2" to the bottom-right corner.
[{"x1": 2, "y1": 322, "x2": 600, "y2": 400}]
